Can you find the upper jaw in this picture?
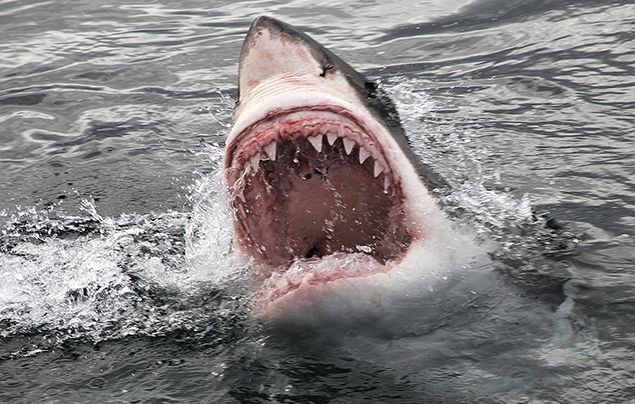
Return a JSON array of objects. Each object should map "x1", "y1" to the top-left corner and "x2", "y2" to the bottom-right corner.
[
  {"x1": 225, "y1": 74, "x2": 395, "y2": 185},
  {"x1": 225, "y1": 77, "x2": 443, "y2": 261},
  {"x1": 225, "y1": 106, "x2": 393, "y2": 186},
  {"x1": 229, "y1": 73, "x2": 367, "y2": 146}
]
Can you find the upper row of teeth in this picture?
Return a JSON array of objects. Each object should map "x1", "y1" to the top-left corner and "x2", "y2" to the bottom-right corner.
[{"x1": 244, "y1": 133, "x2": 389, "y2": 181}]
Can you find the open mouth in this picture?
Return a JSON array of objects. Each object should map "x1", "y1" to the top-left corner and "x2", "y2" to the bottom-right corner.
[{"x1": 226, "y1": 106, "x2": 412, "y2": 277}]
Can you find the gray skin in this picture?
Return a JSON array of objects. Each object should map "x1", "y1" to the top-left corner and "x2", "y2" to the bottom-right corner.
[{"x1": 237, "y1": 16, "x2": 447, "y2": 190}]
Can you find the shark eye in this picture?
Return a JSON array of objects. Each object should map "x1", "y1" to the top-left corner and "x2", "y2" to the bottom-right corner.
[{"x1": 319, "y1": 63, "x2": 334, "y2": 77}]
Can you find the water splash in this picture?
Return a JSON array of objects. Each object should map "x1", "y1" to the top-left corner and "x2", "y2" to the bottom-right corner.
[
  {"x1": 184, "y1": 142, "x2": 238, "y2": 282},
  {"x1": 0, "y1": 148, "x2": 247, "y2": 359},
  {"x1": 386, "y1": 78, "x2": 535, "y2": 234},
  {"x1": 386, "y1": 78, "x2": 575, "y2": 301}
]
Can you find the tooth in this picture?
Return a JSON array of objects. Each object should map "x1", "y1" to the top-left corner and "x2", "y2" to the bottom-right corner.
[
  {"x1": 236, "y1": 203, "x2": 247, "y2": 217},
  {"x1": 358, "y1": 147, "x2": 370, "y2": 164},
  {"x1": 308, "y1": 134, "x2": 323, "y2": 152},
  {"x1": 250, "y1": 154, "x2": 260, "y2": 171},
  {"x1": 263, "y1": 142, "x2": 277, "y2": 161},
  {"x1": 240, "y1": 163, "x2": 250, "y2": 178},
  {"x1": 374, "y1": 161, "x2": 385, "y2": 177},
  {"x1": 384, "y1": 176, "x2": 390, "y2": 192},
  {"x1": 343, "y1": 138, "x2": 355, "y2": 155},
  {"x1": 306, "y1": 124, "x2": 319, "y2": 136},
  {"x1": 327, "y1": 133, "x2": 338, "y2": 145},
  {"x1": 238, "y1": 191, "x2": 246, "y2": 203},
  {"x1": 338, "y1": 124, "x2": 347, "y2": 136}
]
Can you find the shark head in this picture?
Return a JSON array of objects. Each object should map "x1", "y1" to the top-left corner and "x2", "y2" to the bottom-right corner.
[{"x1": 225, "y1": 16, "x2": 446, "y2": 316}]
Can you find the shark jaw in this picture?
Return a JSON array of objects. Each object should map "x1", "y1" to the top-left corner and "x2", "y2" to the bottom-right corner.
[{"x1": 224, "y1": 17, "x2": 445, "y2": 316}]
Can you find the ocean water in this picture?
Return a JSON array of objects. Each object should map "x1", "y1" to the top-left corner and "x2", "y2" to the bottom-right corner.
[{"x1": 1, "y1": 0, "x2": 634, "y2": 402}]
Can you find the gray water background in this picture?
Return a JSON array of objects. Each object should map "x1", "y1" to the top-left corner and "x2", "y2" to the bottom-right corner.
[{"x1": 1, "y1": 0, "x2": 634, "y2": 402}]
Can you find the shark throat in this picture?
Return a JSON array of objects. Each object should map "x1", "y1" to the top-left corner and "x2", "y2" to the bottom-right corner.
[{"x1": 227, "y1": 109, "x2": 412, "y2": 267}]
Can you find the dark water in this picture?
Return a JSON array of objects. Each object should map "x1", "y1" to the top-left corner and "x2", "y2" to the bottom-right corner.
[{"x1": 1, "y1": 0, "x2": 634, "y2": 402}]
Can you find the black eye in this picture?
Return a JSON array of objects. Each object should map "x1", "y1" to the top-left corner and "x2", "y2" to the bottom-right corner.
[{"x1": 320, "y1": 63, "x2": 334, "y2": 77}]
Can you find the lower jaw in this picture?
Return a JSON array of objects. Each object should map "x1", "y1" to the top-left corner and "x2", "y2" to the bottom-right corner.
[{"x1": 249, "y1": 250, "x2": 405, "y2": 317}]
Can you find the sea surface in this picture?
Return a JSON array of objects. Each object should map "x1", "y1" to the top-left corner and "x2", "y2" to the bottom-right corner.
[{"x1": 1, "y1": 0, "x2": 634, "y2": 402}]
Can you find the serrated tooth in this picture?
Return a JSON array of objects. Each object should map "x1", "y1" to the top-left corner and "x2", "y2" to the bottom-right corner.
[
  {"x1": 304, "y1": 123, "x2": 319, "y2": 136},
  {"x1": 236, "y1": 203, "x2": 247, "y2": 217},
  {"x1": 327, "y1": 133, "x2": 338, "y2": 145},
  {"x1": 374, "y1": 161, "x2": 385, "y2": 177},
  {"x1": 343, "y1": 138, "x2": 355, "y2": 155},
  {"x1": 308, "y1": 134, "x2": 323, "y2": 152},
  {"x1": 238, "y1": 191, "x2": 246, "y2": 203},
  {"x1": 263, "y1": 142, "x2": 276, "y2": 161},
  {"x1": 358, "y1": 147, "x2": 370, "y2": 164},
  {"x1": 338, "y1": 124, "x2": 347, "y2": 135},
  {"x1": 384, "y1": 176, "x2": 391, "y2": 192},
  {"x1": 249, "y1": 153, "x2": 261, "y2": 171},
  {"x1": 239, "y1": 162, "x2": 250, "y2": 177}
]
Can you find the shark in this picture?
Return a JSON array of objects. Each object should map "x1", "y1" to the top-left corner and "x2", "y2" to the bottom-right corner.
[{"x1": 224, "y1": 16, "x2": 453, "y2": 317}]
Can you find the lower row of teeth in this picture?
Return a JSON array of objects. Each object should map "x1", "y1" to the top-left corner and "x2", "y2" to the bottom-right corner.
[{"x1": 238, "y1": 133, "x2": 392, "y2": 193}]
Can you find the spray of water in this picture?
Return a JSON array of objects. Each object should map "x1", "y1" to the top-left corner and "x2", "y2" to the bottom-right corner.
[{"x1": 0, "y1": 150, "x2": 248, "y2": 358}]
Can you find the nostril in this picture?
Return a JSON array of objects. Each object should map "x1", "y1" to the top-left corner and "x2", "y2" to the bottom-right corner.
[{"x1": 319, "y1": 63, "x2": 334, "y2": 77}]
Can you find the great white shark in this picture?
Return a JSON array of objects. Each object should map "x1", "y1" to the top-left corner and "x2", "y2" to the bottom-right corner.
[{"x1": 225, "y1": 16, "x2": 457, "y2": 317}]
